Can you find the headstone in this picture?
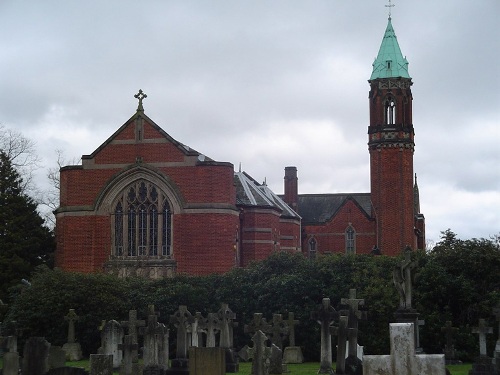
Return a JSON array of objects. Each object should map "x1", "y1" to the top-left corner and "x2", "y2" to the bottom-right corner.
[
  {"x1": 333, "y1": 315, "x2": 349, "y2": 374},
  {"x1": 268, "y1": 314, "x2": 288, "y2": 350},
  {"x1": 238, "y1": 330, "x2": 272, "y2": 375},
  {"x1": 441, "y1": 321, "x2": 459, "y2": 364},
  {"x1": 141, "y1": 305, "x2": 163, "y2": 368},
  {"x1": 157, "y1": 323, "x2": 170, "y2": 370},
  {"x1": 311, "y1": 298, "x2": 339, "y2": 374},
  {"x1": 1, "y1": 335, "x2": 19, "y2": 375},
  {"x1": 202, "y1": 312, "x2": 220, "y2": 348},
  {"x1": 22, "y1": 336, "x2": 51, "y2": 375},
  {"x1": 269, "y1": 344, "x2": 284, "y2": 375},
  {"x1": 49, "y1": 345, "x2": 67, "y2": 369},
  {"x1": 189, "y1": 312, "x2": 204, "y2": 347},
  {"x1": 118, "y1": 334, "x2": 141, "y2": 375},
  {"x1": 493, "y1": 305, "x2": 500, "y2": 372},
  {"x1": 363, "y1": 323, "x2": 445, "y2": 375},
  {"x1": 101, "y1": 320, "x2": 124, "y2": 369},
  {"x1": 217, "y1": 303, "x2": 239, "y2": 372},
  {"x1": 62, "y1": 309, "x2": 83, "y2": 361},
  {"x1": 89, "y1": 354, "x2": 113, "y2": 375},
  {"x1": 120, "y1": 309, "x2": 145, "y2": 361},
  {"x1": 166, "y1": 305, "x2": 194, "y2": 375},
  {"x1": 282, "y1": 312, "x2": 303, "y2": 364},
  {"x1": 189, "y1": 347, "x2": 226, "y2": 375},
  {"x1": 468, "y1": 318, "x2": 496, "y2": 375}
]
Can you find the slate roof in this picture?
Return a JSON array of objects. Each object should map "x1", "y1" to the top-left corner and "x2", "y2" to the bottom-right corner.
[
  {"x1": 297, "y1": 193, "x2": 372, "y2": 225},
  {"x1": 234, "y1": 171, "x2": 300, "y2": 219}
]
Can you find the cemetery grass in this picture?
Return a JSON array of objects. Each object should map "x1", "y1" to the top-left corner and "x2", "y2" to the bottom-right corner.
[{"x1": 56, "y1": 360, "x2": 473, "y2": 375}]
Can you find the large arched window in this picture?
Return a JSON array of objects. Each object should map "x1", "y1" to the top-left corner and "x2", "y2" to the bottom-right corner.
[
  {"x1": 112, "y1": 180, "x2": 172, "y2": 257},
  {"x1": 345, "y1": 225, "x2": 356, "y2": 254}
]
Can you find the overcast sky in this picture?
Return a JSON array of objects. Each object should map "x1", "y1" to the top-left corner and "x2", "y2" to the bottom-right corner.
[{"x1": 1, "y1": 1, "x2": 498, "y2": 245}]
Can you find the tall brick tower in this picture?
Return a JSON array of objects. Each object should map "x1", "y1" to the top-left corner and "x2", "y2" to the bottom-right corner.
[{"x1": 368, "y1": 16, "x2": 416, "y2": 255}]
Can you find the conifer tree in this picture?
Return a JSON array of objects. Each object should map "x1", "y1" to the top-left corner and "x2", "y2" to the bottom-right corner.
[{"x1": 0, "y1": 150, "x2": 55, "y2": 301}]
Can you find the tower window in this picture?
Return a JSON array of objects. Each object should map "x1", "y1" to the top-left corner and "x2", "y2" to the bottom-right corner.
[
  {"x1": 112, "y1": 180, "x2": 172, "y2": 258},
  {"x1": 384, "y1": 97, "x2": 396, "y2": 125},
  {"x1": 346, "y1": 225, "x2": 356, "y2": 254}
]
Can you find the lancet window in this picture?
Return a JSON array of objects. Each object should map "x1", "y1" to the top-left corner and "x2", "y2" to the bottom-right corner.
[
  {"x1": 345, "y1": 225, "x2": 356, "y2": 254},
  {"x1": 112, "y1": 180, "x2": 172, "y2": 257},
  {"x1": 308, "y1": 237, "x2": 317, "y2": 260},
  {"x1": 384, "y1": 96, "x2": 396, "y2": 125}
]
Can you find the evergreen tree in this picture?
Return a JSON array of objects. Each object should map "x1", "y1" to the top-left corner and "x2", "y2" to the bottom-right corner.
[{"x1": 0, "y1": 150, "x2": 55, "y2": 301}]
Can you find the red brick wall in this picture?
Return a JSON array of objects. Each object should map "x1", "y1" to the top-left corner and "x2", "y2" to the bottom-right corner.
[{"x1": 302, "y1": 199, "x2": 376, "y2": 255}]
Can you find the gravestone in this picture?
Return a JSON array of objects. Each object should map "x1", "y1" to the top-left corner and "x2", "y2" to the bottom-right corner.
[
  {"x1": 238, "y1": 330, "x2": 272, "y2": 375},
  {"x1": 468, "y1": 319, "x2": 495, "y2": 375},
  {"x1": 441, "y1": 321, "x2": 459, "y2": 364},
  {"x1": 282, "y1": 312, "x2": 303, "y2": 364},
  {"x1": 100, "y1": 320, "x2": 124, "y2": 369},
  {"x1": 120, "y1": 309, "x2": 145, "y2": 362},
  {"x1": 1, "y1": 335, "x2": 19, "y2": 375},
  {"x1": 166, "y1": 305, "x2": 194, "y2": 375},
  {"x1": 22, "y1": 336, "x2": 51, "y2": 375},
  {"x1": 492, "y1": 305, "x2": 500, "y2": 371},
  {"x1": 333, "y1": 315, "x2": 349, "y2": 375},
  {"x1": 217, "y1": 303, "x2": 239, "y2": 372},
  {"x1": 393, "y1": 247, "x2": 423, "y2": 352},
  {"x1": 363, "y1": 323, "x2": 445, "y2": 375},
  {"x1": 189, "y1": 312, "x2": 204, "y2": 347},
  {"x1": 49, "y1": 345, "x2": 67, "y2": 369},
  {"x1": 268, "y1": 314, "x2": 288, "y2": 350},
  {"x1": 89, "y1": 354, "x2": 113, "y2": 375},
  {"x1": 202, "y1": 312, "x2": 220, "y2": 348},
  {"x1": 141, "y1": 305, "x2": 164, "y2": 368},
  {"x1": 62, "y1": 309, "x2": 83, "y2": 361},
  {"x1": 269, "y1": 344, "x2": 284, "y2": 375},
  {"x1": 118, "y1": 334, "x2": 141, "y2": 375},
  {"x1": 311, "y1": 298, "x2": 339, "y2": 374},
  {"x1": 339, "y1": 289, "x2": 367, "y2": 374},
  {"x1": 189, "y1": 347, "x2": 226, "y2": 375}
]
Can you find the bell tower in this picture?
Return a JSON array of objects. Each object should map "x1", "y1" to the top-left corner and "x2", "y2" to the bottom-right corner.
[{"x1": 368, "y1": 16, "x2": 416, "y2": 254}]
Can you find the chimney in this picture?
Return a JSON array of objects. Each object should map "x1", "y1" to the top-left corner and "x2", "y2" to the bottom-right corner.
[{"x1": 284, "y1": 166, "x2": 298, "y2": 212}]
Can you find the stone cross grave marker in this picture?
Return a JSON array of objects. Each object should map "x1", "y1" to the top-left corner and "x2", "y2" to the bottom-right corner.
[
  {"x1": 244, "y1": 313, "x2": 271, "y2": 338},
  {"x1": 269, "y1": 314, "x2": 288, "y2": 350},
  {"x1": 332, "y1": 315, "x2": 349, "y2": 374},
  {"x1": 285, "y1": 312, "x2": 299, "y2": 347},
  {"x1": 63, "y1": 309, "x2": 83, "y2": 361},
  {"x1": 217, "y1": 303, "x2": 236, "y2": 349},
  {"x1": 363, "y1": 323, "x2": 445, "y2": 375},
  {"x1": 141, "y1": 304, "x2": 162, "y2": 367},
  {"x1": 120, "y1": 309, "x2": 145, "y2": 361},
  {"x1": 283, "y1": 312, "x2": 304, "y2": 364},
  {"x1": 202, "y1": 312, "x2": 220, "y2": 348},
  {"x1": 170, "y1": 305, "x2": 195, "y2": 359},
  {"x1": 311, "y1": 298, "x2": 339, "y2": 374},
  {"x1": 238, "y1": 330, "x2": 271, "y2": 375},
  {"x1": 340, "y1": 288, "x2": 367, "y2": 359},
  {"x1": 190, "y1": 311, "x2": 204, "y2": 347},
  {"x1": 472, "y1": 318, "x2": 493, "y2": 358},
  {"x1": 118, "y1": 334, "x2": 139, "y2": 375},
  {"x1": 441, "y1": 321, "x2": 458, "y2": 362},
  {"x1": 393, "y1": 246, "x2": 417, "y2": 310}
]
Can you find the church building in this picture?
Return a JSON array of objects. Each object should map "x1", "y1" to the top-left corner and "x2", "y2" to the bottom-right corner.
[{"x1": 55, "y1": 16, "x2": 425, "y2": 277}]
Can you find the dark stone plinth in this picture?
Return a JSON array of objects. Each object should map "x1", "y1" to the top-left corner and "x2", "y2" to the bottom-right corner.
[
  {"x1": 143, "y1": 365, "x2": 167, "y2": 375},
  {"x1": 224, "y1": 348, "x2": 240, "y2": 372},
  {"x1": 165, "y1": 358, "x2": 189, "y2": 375},
  {"x1": 344, "y1": 355, "x2": 363, "y2": 375},
  {"x1": 468, "y1": 356, "x2": 496, "y2": 375}
]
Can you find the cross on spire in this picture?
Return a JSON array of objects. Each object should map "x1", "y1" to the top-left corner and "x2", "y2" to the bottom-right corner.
[
  {"x1": 385, "y1": 0, "x2": 395, "y2": 19},
  {"x1": 134, "y1": 89, "x2": 147, "y2": 112}
]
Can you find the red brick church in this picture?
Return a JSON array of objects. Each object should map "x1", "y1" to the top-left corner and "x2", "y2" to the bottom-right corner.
[{"x1": 55, "y1": 17, "x2": 425, "y2": 277}]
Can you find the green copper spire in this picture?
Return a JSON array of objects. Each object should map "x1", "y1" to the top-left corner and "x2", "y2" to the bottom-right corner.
[{"x1": 370, "y1": 18, "x2": 410, "y2": 80}]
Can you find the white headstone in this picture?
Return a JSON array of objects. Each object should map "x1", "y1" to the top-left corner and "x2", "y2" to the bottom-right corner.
[{"x1": 363, "y1": 323, "x2": 445, "y2": 375}]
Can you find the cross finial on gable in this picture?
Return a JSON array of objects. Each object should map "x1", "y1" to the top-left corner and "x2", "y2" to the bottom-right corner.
[
  {"x1": 134, "y1": 89, "x2": 147, "y2": 112},
  {"x1": 385, "y1": 0, "x2": 395, "y2": 19}
]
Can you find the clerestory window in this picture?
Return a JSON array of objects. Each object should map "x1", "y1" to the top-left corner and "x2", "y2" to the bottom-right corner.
[{"x1": 112, "y1": 180, "x2": 172, "y2": 257}]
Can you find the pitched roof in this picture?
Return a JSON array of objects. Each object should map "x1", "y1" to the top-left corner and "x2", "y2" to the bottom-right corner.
[
  {"x1": 370, "y1": 18, "x2": 411, "y2": 80},
  {"x1": 234, "y1": 171, "x2": 300, "y2": 219},
  {"x1": 297, "y1": 193, "x2": 372, "y2": 225}
]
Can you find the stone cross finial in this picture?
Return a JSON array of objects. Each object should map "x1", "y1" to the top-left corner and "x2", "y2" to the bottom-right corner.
[
  {"x1": 385, "y1": 0, "x2": 395, "y2": 18},
  {"x1": 64, "y1": 309, "x2": 79, "y2": 343},
  {"x1": 134, "y1": 89, "x2": 147, "y2": 112},
  {"x1": 472, "y1": 319, "x2": 493, "y2": 357}
]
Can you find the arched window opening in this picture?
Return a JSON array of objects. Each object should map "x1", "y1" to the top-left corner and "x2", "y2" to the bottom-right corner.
[
  {"x1": 112, "y1": 180, "x2": 172, "y2": 258},
  {"x1": 308, "y1": 237, "x2": 317, "y2": 260},
  {"x1": 346, "y1": 225, "x2": 356, "y2": 254},
  {"x1": 384, "y1": 97, "x2": 396, "y2": 125}
]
